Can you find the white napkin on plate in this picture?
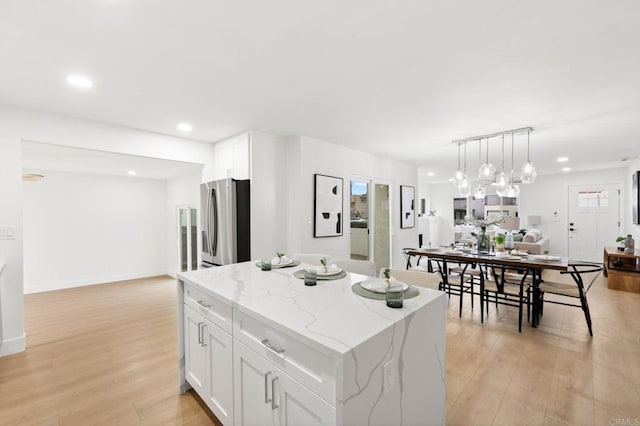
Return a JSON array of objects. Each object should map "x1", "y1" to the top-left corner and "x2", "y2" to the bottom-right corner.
[
  {"x1": 271, "y1": 256, "x2": 292, "y2": 265},
  {"x1": 317, "y1": 264, "x2": 340, "y2": 274}
]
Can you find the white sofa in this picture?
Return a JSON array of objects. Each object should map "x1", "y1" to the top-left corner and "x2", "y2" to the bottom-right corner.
[
  {"x1": 515, "y1": 236, "x2": 550, "y2": 255},
  {"x1": 514, "y1": 229, "x2": 549, "y2": 254},
  {"x1": 455, "y1": 225, "x2": 550, "y2": 255}
]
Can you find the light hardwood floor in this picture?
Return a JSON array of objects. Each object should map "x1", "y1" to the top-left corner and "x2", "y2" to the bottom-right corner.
[{"x1": 1, "y1": 272, "x2": 638, "y2": 425}]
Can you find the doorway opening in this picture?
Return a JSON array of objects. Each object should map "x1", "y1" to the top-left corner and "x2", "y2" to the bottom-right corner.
[
  {"x1": 349, "y1": 179, "x2": 391, "y2": 269},
  {"x1": 350, "y1": 180, "x2": 369, "y2": 260}
]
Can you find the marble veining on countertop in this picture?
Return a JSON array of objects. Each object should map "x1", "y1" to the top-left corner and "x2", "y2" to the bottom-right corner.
[{"x1": 178, "y1": 261, "x2": 443, "y2": 355}]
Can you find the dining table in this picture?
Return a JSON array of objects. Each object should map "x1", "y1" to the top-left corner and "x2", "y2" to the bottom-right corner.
[{"x1": 406, "y1": 247, "x2": 569, "y2": 327}]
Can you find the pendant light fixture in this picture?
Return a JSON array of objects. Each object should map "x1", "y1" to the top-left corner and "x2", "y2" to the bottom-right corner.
[
  {"x1": 457, "y1": 142, "x2": 471, "y2": 197},
  {"x1": 454, "y1": 143, "x2": 464, "y2": 182},
  {"x1": 495, "y1": 135, "x2": 508, "y2": 196},
  {"x1": 520, "y1": 129, "x2": 537, "y2": 184},
  {"x1": 478, "y1": 138, "x2": 496, "y2": 180},
  {"x1": 451, "y1": 126, "x2": 534, "y2": 197},
  {"x1": 505, "y1": 133, "x2": 520, "y2": 198},
  {"x1": 473, "y1": 140, "x2": 486, "y2": 198}
]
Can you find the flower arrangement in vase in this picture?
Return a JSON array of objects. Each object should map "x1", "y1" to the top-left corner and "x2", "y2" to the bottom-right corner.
[{"x1": 468, "y1": 215, "x2": 504, "y2": 253}]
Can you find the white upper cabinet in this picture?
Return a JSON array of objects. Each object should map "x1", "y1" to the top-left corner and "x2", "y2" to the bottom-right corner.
[{"x1": 212, "y1": 132, "x2": 250, "y2": 181}]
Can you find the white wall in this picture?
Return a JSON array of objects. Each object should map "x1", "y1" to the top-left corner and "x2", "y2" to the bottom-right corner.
[
  {"x1": 249, "y1": 132, "x2": 288, "y2": 260},
  {"x1": 0, "y1": 111, "x2": 24, "y2": 356},
  {"x1": 7, "y1": 105, "x2": 216, "y2": 181},
  {"x1": 286, "y1": 136, "x2": 419, "y2": 269},
  {"x1": 0, "y1": 103, "x2": 215, "y2": 356},
  {"x1": 424, "y1": 166, "x2": 628, "y2": 256},
  {"x1": 423, "y1": 182, "x2": 457, "y2": 247},
  {"x1": 166, "y1": 172, "x2": 201, "y2": 277},
  {"x1": 23, "y1": 170, "x2": 167, "y2": 293}
]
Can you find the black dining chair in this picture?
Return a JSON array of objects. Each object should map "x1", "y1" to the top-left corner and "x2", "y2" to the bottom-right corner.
[
  {"x1": 402, "y1": 247, "x2": 433, "y2": 272},
  {"x1": 481, "y1": 264, "x2": 532, "y2": 332},
  {"x1": 536, "y1": 262, "x2": 603, "y2": 336},
  {"x1": 432, "y1": 258, "x2": 478, "y2": 319}
]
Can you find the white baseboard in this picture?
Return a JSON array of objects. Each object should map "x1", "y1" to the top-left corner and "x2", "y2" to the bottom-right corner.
[
  {"x1": 23, "y1": 271, "x2": 169, "y2": 294},
  {"x1": 0, "y1": 333, "x2": 26, "y2": 357}
]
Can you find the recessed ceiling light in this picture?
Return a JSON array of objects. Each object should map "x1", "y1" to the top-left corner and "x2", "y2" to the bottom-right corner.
[
  {"x1": 557, "y1": 157, "x2": 569, "y2": 163},
  {"x1": 22, "y1": 173, "x2": 45, "y2": 182},
  {"x1": 177, "y1": 123, "x2": 192, "y2": 132},
  {"x1": 562, "y1": 167, "x2": 571, "y2": 172},
  {"x1": 427, "y1": 172, "x2": 435, "y2": 177},
  {"x1": 128, "y1": 170, "x2": 137, "y2": 176},
  {"x1": 66, "y1": 74, "x2": 93, "y2": 89}
]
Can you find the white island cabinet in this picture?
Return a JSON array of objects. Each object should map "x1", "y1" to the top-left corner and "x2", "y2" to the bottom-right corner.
[{"x1": 177, "y1": 262, "x2": 446, "y2": 425}]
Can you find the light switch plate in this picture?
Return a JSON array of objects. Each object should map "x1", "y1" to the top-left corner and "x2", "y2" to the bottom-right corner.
[{"x1": 0, "y1": 226, "x2": 16, "y2": 240}]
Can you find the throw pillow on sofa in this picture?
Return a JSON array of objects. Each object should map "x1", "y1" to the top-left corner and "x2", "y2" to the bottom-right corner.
[{"x1": 523, "y1": 229, "x2": 542, "y2": 243}]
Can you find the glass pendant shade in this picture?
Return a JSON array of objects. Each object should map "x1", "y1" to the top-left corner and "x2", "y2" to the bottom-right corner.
[
  {"x1": 457, "y1": 176, "x2": 471, "y2": 197},
  {"x1": 454, "y1": 168, "x2": 464, "y2": 182},
  {"x1": 520, "y1": 161, "x2": 537, "y2": 184},
  {"x1": 505, "y1": 184, "x2": 520, "y2": 198},
  {"x1": 478, "y1": 163, "x2": 496, "y2": 180},
  {"x1": 474, "y1": 185, "x2": 486, "y2": 199}
]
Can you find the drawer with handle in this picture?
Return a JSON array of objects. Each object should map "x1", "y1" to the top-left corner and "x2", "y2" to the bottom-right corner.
[
  {"x1": 233, "y1": 308, "x2": 337, "y2": 404},
  {"x1": 184, "y1": 282, "x2": 232, "y2": 334}
]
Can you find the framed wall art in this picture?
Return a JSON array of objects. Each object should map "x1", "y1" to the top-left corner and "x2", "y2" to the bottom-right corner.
[
  {"x1": 400, "y1": 185, "x2": 415, "y2": 229},
  {"x1": 314, "y1": 174, "x2": 343, "y2": 237},
  {"x1": 633, "y1": 170, "x2": 639, "y2": 225}
]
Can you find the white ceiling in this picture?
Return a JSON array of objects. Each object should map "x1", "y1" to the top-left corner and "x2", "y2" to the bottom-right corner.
[
  {"x1": 22, "y1": 141, "x2": 203, "y2": 180},
  {"x1": 2, "y1": 0, "x2": 640, "y2": 182}
]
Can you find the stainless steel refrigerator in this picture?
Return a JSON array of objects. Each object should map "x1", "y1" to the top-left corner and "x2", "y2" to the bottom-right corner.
[{"x1": 200, "y1": 178, "x2": 250, "y2": 266}]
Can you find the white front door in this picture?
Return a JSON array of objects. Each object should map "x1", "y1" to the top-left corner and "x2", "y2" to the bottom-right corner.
[{"x1": 568, "y1": 184, "x2": 620, "y2": 262}]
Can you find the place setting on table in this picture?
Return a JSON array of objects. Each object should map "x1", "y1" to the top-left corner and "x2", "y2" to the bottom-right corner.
[
  {"x1": 293, "y1": 257, "x2": 348, "y2": 286},
  {"x1": 256, "y1": 252, "x2": 301, "y2": 271},
  {"x1": 351, "y1": 268, "x2": 420, "y2": 308}
]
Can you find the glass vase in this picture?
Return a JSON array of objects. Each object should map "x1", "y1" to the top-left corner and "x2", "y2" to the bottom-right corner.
[{"x1": 477, "y1": 227, "x2": 490, "y2": 254}]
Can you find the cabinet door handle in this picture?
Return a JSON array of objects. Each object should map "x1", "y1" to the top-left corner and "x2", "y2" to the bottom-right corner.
[
  {"x1": 197, "y1": 299, "x2": 211, "y2": 308},
  {"x1": 261, "y1": 339, "x2": 285, "y2": 355},
  {"x1": 271, "y1": 377, "x2": 279, "y2": 410},
  {"x1": 201, "y1": 324, "x2": 207, "y2": 347},
  {"x1": 264, "y1": 371, "x2": 272, "y2": 404},
  {"x1": 197, "y1": 322, "x2": 203, "y2": 344}
]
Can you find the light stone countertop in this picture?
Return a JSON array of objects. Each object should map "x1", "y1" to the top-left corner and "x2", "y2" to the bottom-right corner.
[{"x1": 178, "y1": 261, "x2": 444, "y2": 356}]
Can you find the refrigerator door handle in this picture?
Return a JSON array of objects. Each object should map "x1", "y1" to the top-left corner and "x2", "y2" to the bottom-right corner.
[
  {"x1": 203, "y1": 188, "x2": 210, "y2": 256},
  {"x1": 208, "y1": 188, "x2": 214, "y2": 256},
  {"x1": 205, "y1": 187, "x2": 212, "y2": 256},
  {"x1": 212, "y1": 187, "x2": 219, "y2": 256}
]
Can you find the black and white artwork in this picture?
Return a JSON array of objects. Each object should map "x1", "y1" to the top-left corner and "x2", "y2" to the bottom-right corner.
[
  {"x1": 400, "y1": 185, "x2": 415, "y2": 229},
  {"x1": 314, "y1": 174, "x2": 343, "y2": 237}
]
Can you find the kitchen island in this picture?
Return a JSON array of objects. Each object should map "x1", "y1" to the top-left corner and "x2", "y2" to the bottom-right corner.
[{"x1": 177, "y1": 261, "x2": 446, "y2": 425}]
